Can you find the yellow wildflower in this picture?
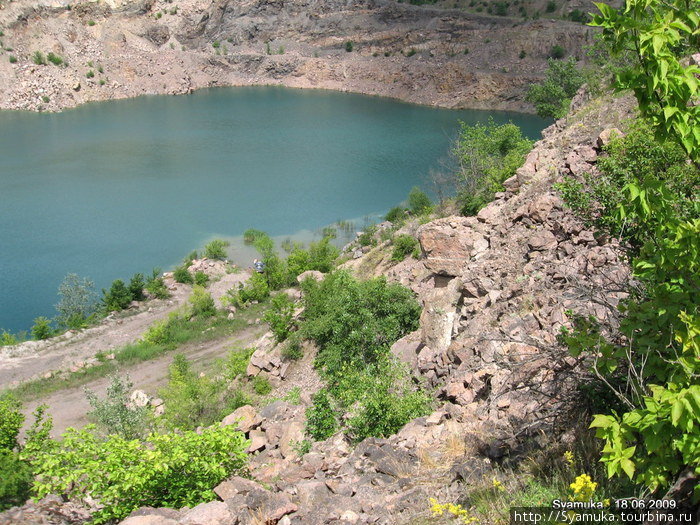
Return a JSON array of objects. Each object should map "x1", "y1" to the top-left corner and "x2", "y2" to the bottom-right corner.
[
  {"x1": 492, "y1": 477, "x2": 505, "y2": 491},
  {"x1": 563, "y1": 450, "x2": 574, "y2": 466},
  {"x1": 569, "y1": 474, "x2": 597, "y2": 502}
]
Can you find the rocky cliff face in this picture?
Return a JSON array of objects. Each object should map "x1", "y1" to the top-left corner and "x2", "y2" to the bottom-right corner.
[{"x1": 0, "y1": 0, "x2": 596, "y2": 111}]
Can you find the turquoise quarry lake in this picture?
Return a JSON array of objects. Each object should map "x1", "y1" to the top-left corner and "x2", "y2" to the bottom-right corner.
[{"x1": 0, "y1": 87, "x2": 548, "y2": 333}]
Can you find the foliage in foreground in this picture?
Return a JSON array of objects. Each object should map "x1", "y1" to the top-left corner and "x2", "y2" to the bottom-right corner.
[
  {"x1": 453, "y1": 119, "x2": 532, "y2": 215},
  {"x1": 553, "y1": 0, "x2": 700, "y2": 499},
  {"x1": 31, "y1": 423, "x2": 248, "y2": 523}
]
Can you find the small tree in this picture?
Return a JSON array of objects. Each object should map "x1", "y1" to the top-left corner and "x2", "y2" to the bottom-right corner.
[
  {"x1": 526, "y1": 57, "x2": 584, "y2": 118},
  {"x1": 31, "y1": 317, "x2": 53, "y2": 340},
  {"x1": 85, "y1": 374, "x2": 151, "y2": 439},
  {"x1": 55, "y1": 274, "x2": 98, "y2": 329},
  {"x1": 102, "y1": 279, "x2": 132, "y2": 312},
  {"x1": 204, "y1": 239, "x2": 229, "y2": 260},
  {"x1": 407, "y1": 187, "x2": 433, "y2": 215}
]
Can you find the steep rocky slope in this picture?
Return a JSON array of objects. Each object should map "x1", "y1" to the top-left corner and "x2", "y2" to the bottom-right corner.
[
  {"x1": 0, "y1": 0, "x2": 598, "y2": 111},
  {"x1": 0, "y1": 92, "x2": 640, "y2": 524}
]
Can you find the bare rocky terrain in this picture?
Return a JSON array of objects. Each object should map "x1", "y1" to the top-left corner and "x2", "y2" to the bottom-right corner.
[
  {"x1": 0, "y1": 0, "x2": 599, "y2": 112},
  {"x1": 0, "y1": 89, "x2": 643, "y2": 524}
]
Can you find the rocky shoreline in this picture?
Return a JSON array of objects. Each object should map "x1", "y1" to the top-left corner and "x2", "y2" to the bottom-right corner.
[{"x1": 0, "y1": 0, "x2": 595, "y2": 113}]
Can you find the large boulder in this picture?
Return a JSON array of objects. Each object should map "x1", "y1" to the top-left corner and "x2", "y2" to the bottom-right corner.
[{"x1": 418, "y1": 217, "x2": 489, "y2": 276}]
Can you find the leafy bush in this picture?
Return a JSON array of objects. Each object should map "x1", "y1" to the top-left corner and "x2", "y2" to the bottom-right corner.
[
  {"x1": 385, "y1": 206, "x2": 407, "y2": 223},
  {"x1": 204, "y1": 239, "x2": 229, "y2": 260},
  {"x1": 128, "y1": 273, "x2": 146, "y2": 301},
  {"x1": 454, "y1": 119, "x2": 532, "y2": 215},
  {"x1": 526, "y1": 57, "x2": 583, "y2": 118},
  {"x1": 227, "y1": 272, "x2": 270, "y2": 307},
  {"x1": 345, "y1": 41, "x2": 354, "y2": 52},
  {"x1": 0, "y1": 451, "x2": 32, "y2": 511},
  {"x1": 305, "y1": 388, "x2": 337, "y2": 440},
  {"x1": 56, "y1": 273, "x2": 98, "y2": 329},
  {"x1": 391, "y1": 235, "x2": 420, "y2": 262},
  {"x1": 357, "y1": 225, "x2": 377, "y2": 247},
  {"x1": 263, "y1": 293, "x2": 296, "y2": 343},
  {"x1": 299, "y1": 271, "x2": 428, "y2": 440},
  {"x1": 145, "y1": 273, "x2": 170, "y2": 299},
  {"x1": 8, "y1": 55, "x2": 17, "y2": 64},
  {"x1": 252, "y1": 376, "x2": 272, "y2": 395},
  {"x1": 189, "y1": 286, "x2": 216, "y2": 318},
  {"x1": 281, "y1": 334, "x2": 304, "y2": 360},
  {"x1": 545, "y1": 0, "x2": 556, "y2": 12},
  {"x1": 31, "y1": 317, "x2": 53, "y2": 340},
  {"x1": 555, "y1": 120, "x2": 699, "y2": 252},
  {"x1": 0, "y1": 394, "x2": 23, "y2": 451},
  {"x1": 159, "y1": 355, "x2": 249, "y2": 430},
  {"x1": 407, "y1": 187, "x2": 432, "y2": 215},
  {"x1": 31, "y1": 424, "x2": 249, "y2": 524},
  {"x1": 173, "y1": 264, "x2": 194, "y2": 284},
  {"x1": 0, "y1": 331, "x2": 18, "y2": 346},
  {"x1": 102, "y1": 279, "x2": 132, "y2": 312},
  {"x1": 549, "y1": 45, "x2": 566, "y2": 59},
  {"x1": 221, "y1": 348, "x2": 255, "y2": 380},
  {"x1": 194, "y1": 271, "x2": 209, "y2": 286},
  {"x1": 85, "y1": 374, "x2": 151, "y2": 439}
]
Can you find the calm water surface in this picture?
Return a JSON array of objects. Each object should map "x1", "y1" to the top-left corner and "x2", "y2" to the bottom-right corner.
[{"x1": 0, "y1": 87, "x2": 548, "y2": 332}]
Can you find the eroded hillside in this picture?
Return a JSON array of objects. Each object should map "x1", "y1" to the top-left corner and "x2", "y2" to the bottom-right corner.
[{"x1": 0, "y1": 0, "x2": 598, "y2": 111}]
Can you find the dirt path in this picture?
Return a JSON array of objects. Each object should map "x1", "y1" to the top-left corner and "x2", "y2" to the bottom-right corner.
[
  {"x1": 20, "y1": 313, "x2": 266, "y2": 437},
  {"x1": 0, "y1": 268, "x2": 251, "y2": 388}
]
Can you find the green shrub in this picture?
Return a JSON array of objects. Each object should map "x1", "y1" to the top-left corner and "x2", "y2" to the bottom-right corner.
[
  {"x1": 345, "y1": 41, "x2": 354, "y2": 52},
  {"x1": 128, "y1": 273, "x2": 146, "y2": 301},
  {"x1": 227, "y1": 272, "x2": 270, "y2": 307},
  {"x1": 87, "y1": 19, "x2": 96, "y2": 26},
  {"x1": 56, "y1": 273, "x2": 98, "y2": 329},
  {"x1": 519, "y1": 50, "x2": 526, "y2": 59},
  {"x1": 8, "y1": 55, "x2": 17, "y2": 64},
  {"x1": 32, "y1": 51, "x2": 46, "y2": 65},
  {"x1": 301, "y1": 271, "x2": 421, "y2": 379},
  {"x1": 46, "y1": 52, "x2": 63, "y2": 66},
  {"x1": 189, "y1": 286, "x2": 216, "y2": 318},
  {"x1": 145, "y1": 273, "x2": 170, "y2": 299},
  {"x1": 204, "y1": 239, "x2": 229, "y2": 260},
  {"x1": 357, "y1": 225, "x2": 377, "y2": 247},
  {"x1": 31, "y1": 317, "x2": 53, "y2": 340},
  {"x1": 0, "y1": 331, "x2": 18, "y2": 346},
  {"x1": 342, "y1": 364, "x2": 431, "y2": 442},
  {"x1": 454, "y1": 119, "x2": 533, "y2": 215},
  {"x1": 306, "y1": 388, "x2": 337, "y2": 440},
  {"x1": 0, "y1": 394, "x2": 23, "y2": 451},
  {"x1": 0, "y1": 451, "x2": 32, "y2": 511},
  {"x1": 173, "y1": 264, "x2": 194, "y2": 284},
  {"x1": 263, "y1": 293, "x2": 295, "y2": 343},
  {"x1": 549, "y1": 45, "x2": 566, "y2": 59},
  {"x1": 86, "y1": 70, "x2": 95, "y2": 78},
  {"x1": 385, "y1": 206, "x2": 407, "y2": 223},
  {"x1": 184, "y1": 250, "x2": 198, "y2": 265},
  {"x1": 281, "y1": 334, "x2": 304, "y2": 360},
  {"x1": 252, "y1": 376, "x2": 272, "y2": 395},
  {"x1": 526, "y1": 57, "x2": 583, "y2": 118},
  {"x1": 194, "y1": 271, "x2": 209, "y2": 286},
  {"x1": 407, "y1": 187, "x2": 432, "y2": 215},
  {"x1": 85, "y1": 374, "x2": 151, "y2": 439},
  {"x1": 160, "y1": 355, "x2": 249, "y2": 430},
  {"x1": 102, "y1": 279, "x2": 132, "y2": 311},
  {"x1": 545, "y1": 0, "x2": 556, "y2": 12},
  {"x1": 221, "y1": 348, "x2": 255, "y2": 379},
  {"x1": 31, "y1": 424, "x2": 248, "y2": 524},
  {"x1": 243, "y1": 229, "x2": 266, "y2": 244},
  {"x1": 299, "y1": 271, "x2": 428, "y2": 440},
  {"x1": 391, "y1": 235, "x2": 420, "y2": 262}
]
